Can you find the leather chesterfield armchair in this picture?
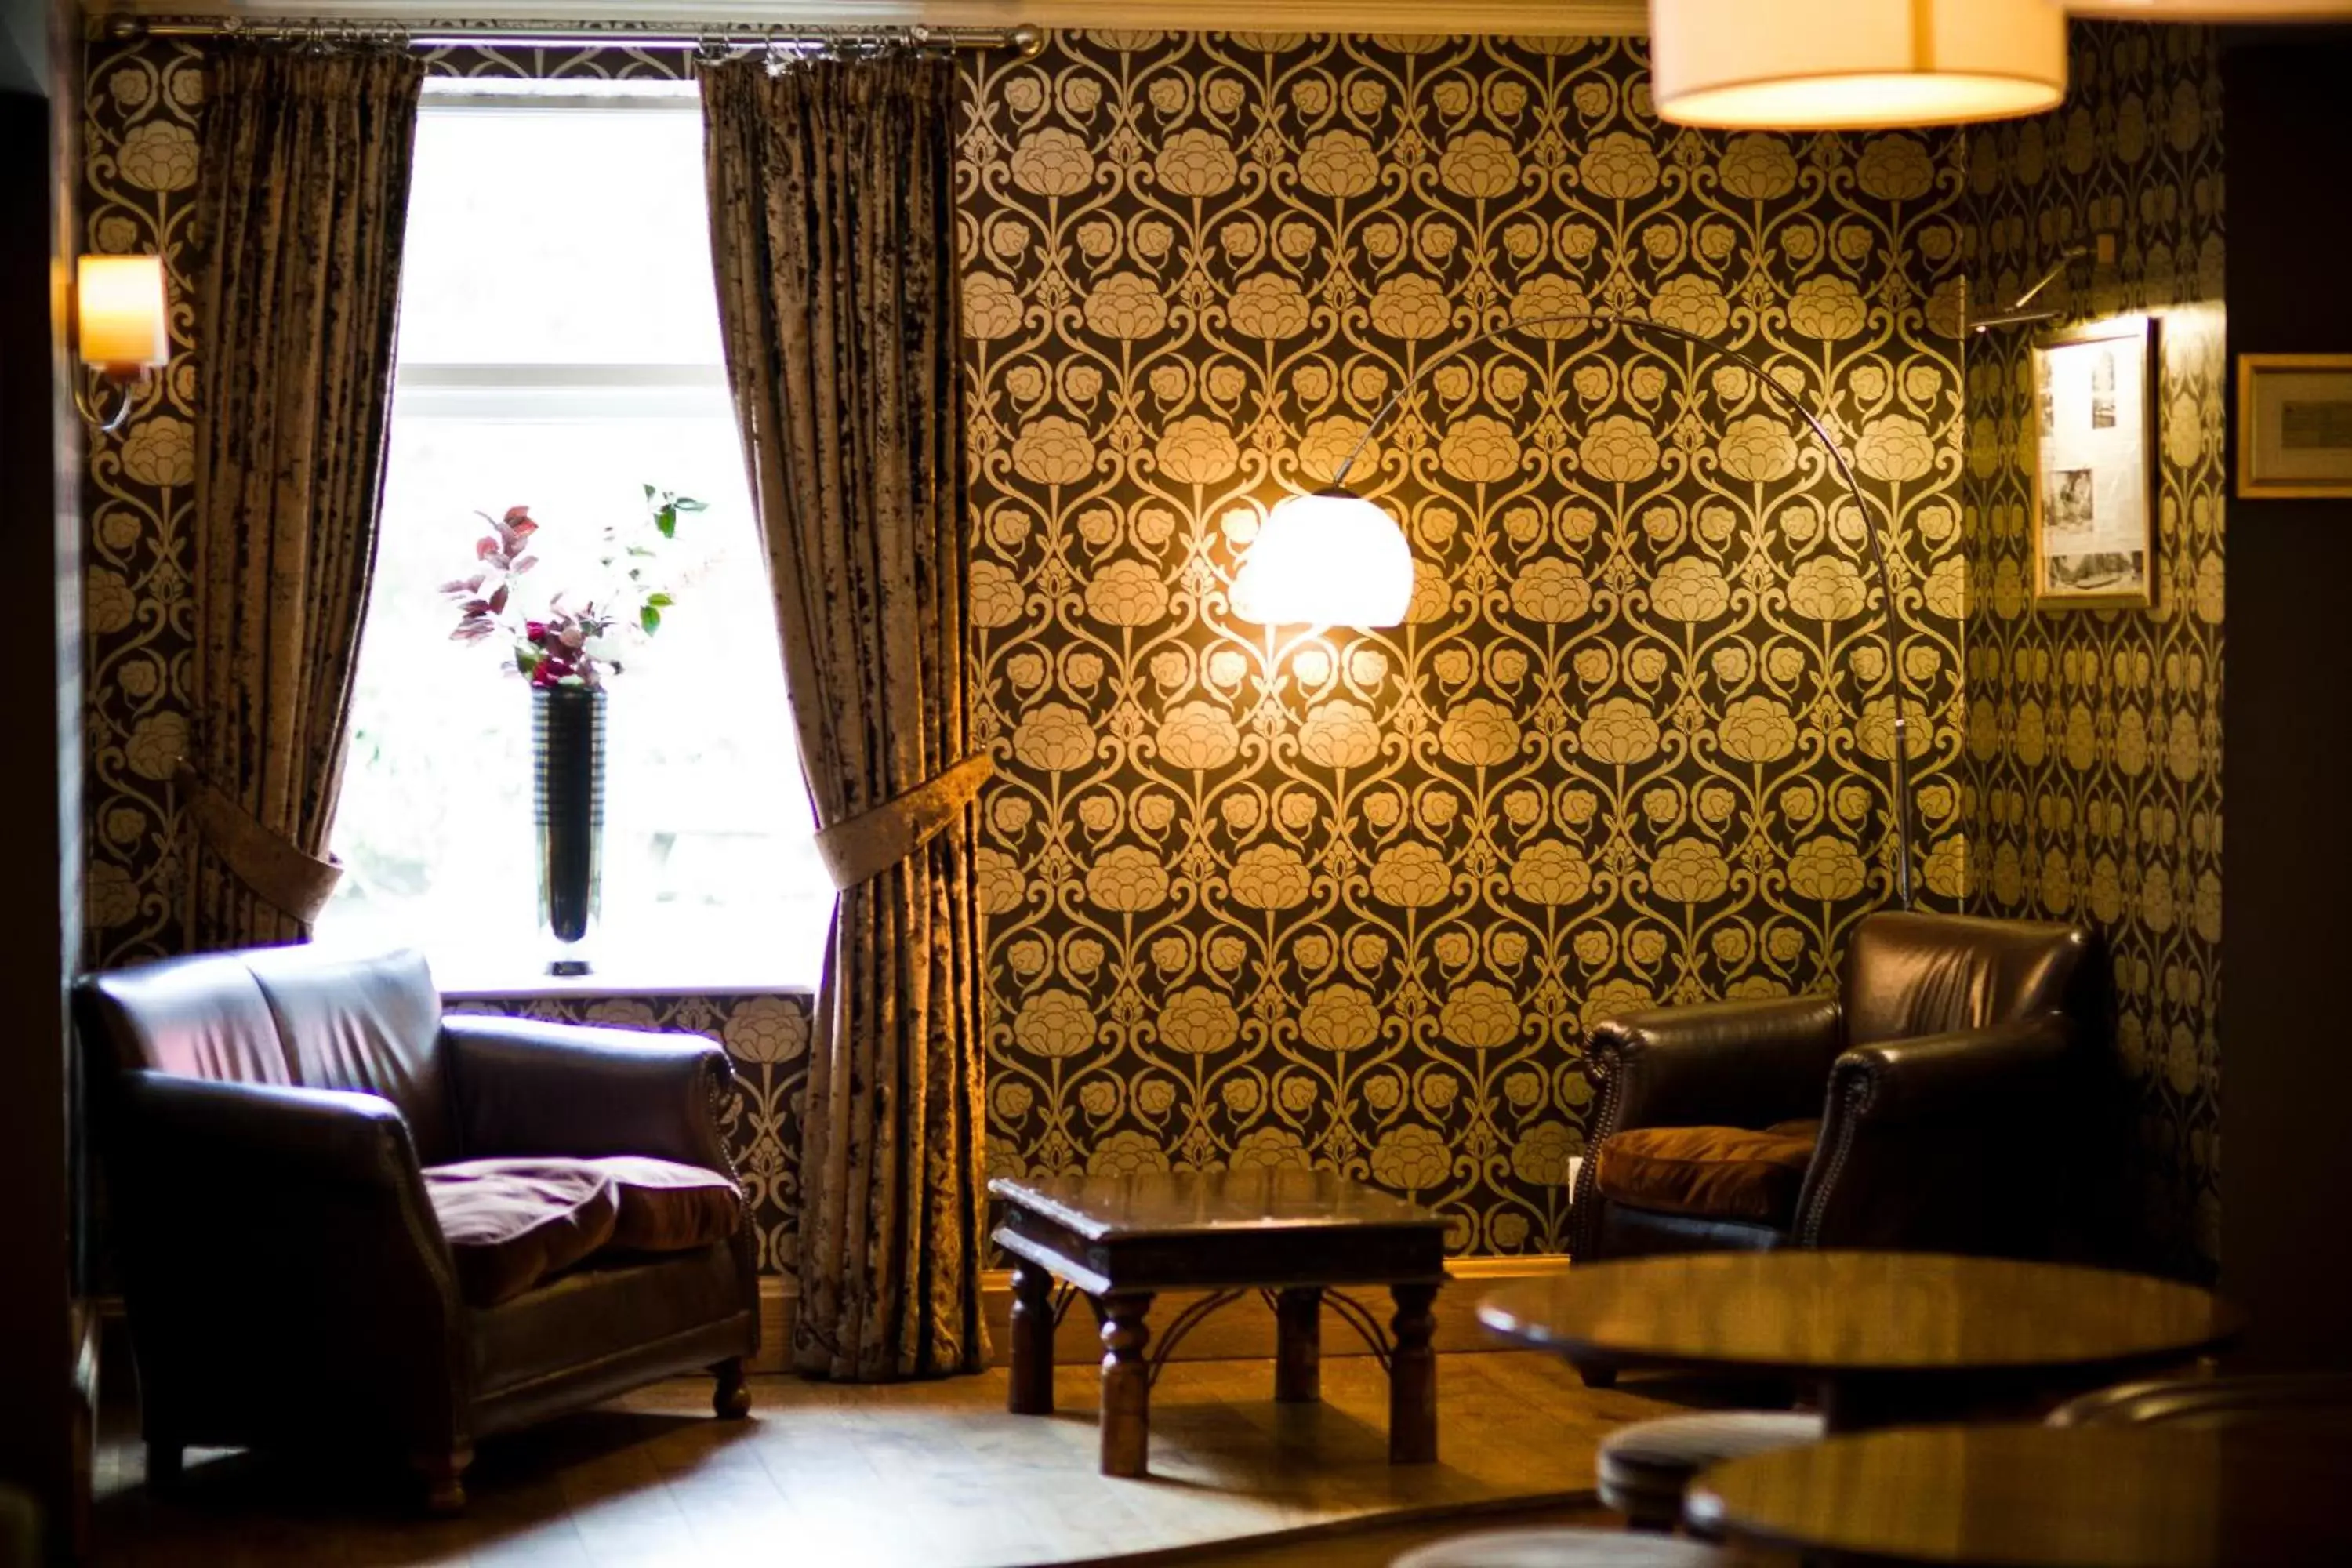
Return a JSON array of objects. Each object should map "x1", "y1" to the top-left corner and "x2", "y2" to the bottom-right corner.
[
  {"x1": 77, "y1": 946, "x2": 760, "y2": 1510},
  {"x1": 1569, "y1": 912, "x2": 2109, "y2": 1284}
]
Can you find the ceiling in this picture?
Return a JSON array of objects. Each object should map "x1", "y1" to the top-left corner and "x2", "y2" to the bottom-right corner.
[{"x1": 88, "y1": 0, "x2": 1653, "y2": 34}]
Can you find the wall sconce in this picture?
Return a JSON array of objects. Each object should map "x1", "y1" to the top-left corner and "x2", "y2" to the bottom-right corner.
[{"x1": 75, "y1": 255, "x2": 169, "y2": 434}]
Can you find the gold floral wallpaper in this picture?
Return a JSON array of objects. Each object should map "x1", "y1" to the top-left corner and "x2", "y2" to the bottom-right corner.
[
  {"x1": 959, "y1": 31, "x2": 1968, "y2": 1254},
  {"x1": 1959, "y1": 22, "x2": 2225, "y2": 1275},
  {"x1": 80, "y1": 30, "x2": 1979, "y2": 1264}
]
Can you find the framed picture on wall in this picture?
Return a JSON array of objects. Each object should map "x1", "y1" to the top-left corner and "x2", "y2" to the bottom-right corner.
[
  {"x1": 2238, "y1": 353, "x2": 2352, "y2": 499},
  {"x1": 2031, "y1": 317, "x2": 2158, "y2": 610}
]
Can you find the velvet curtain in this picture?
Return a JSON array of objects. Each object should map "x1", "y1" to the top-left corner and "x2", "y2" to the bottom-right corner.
[
  {"x1": 700, "y1": 54, "x2": 988, "y2": 1380},
  {"x1": 186, "y1": 45, "x2": 423, "y2": 949}
]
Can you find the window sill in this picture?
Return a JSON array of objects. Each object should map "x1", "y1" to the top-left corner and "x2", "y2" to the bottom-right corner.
[{"x1": 435, "y1": 962, "x2": 816, "y2": 1004}]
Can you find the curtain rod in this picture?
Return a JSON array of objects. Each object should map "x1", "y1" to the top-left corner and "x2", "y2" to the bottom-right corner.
[{"x1": 100, "y1": 14, "x2": 1047, "y2": 57}]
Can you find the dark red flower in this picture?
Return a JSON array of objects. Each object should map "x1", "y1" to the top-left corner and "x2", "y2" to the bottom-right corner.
[{"x1": 524, "y1": 620, "x2": 547, "y2": 642}]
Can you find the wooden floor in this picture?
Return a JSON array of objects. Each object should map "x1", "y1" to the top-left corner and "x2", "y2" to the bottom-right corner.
[{"x1": 88, "y1": 1353, "x2": 1742, "y2": 1567}]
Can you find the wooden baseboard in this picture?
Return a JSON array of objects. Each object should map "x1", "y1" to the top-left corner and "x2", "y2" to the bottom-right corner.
[
  {"x1": 755, "y1": 1254, "x2": 1570, "y2": 1375},
  {"x1": 753, "y1": 1277, "x2": 793, "y2": 1373}
]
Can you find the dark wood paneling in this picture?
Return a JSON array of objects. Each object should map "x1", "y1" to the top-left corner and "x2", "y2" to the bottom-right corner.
[
  {"x1": 0, "y1": 0, "x2": 87, "y2": 1553},
  {"x1": 2219, "y1": 38, "x2": 2352, "y2": 1373}
]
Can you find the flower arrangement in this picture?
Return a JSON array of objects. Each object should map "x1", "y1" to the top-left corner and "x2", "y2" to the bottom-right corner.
[{"x1": 445, "y1": 486, "x2": 703, "y2": 689}]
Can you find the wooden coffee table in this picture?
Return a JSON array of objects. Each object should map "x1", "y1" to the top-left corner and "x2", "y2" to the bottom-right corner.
[
  {"x1": 1688, "y1": 1425, "x2": 2352, "y2": 1566},
  {"x1": 989, "y1": 1169, "x2": 1448, "y2": 1477},
  {"x1": 1479, "y1": 1251, "x2": 2240, "y2": 1432}
]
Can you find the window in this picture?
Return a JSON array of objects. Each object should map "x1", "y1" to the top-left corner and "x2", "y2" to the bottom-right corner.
[{"x1": 321, "y1": 82, "x2": 829, "y2": 988}]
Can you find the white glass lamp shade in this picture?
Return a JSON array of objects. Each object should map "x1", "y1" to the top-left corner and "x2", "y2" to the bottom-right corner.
[
  {"x1": 76, "y1": 255, "x2": 169, "y2": 373},
  {"x1": 1233, "y1": 489, "x2": 1415, "y2": 629},
  {"x1": 2066, "y1": 2, "x2": 2350, "y2": 16},
  {"x1": 1650, "y1": 0, "x2": 2067, "y2": 130}
]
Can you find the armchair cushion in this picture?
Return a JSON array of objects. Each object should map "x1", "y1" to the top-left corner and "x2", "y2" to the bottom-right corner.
[
  {"x1": 591, "y1": 1156, "x2": 745, "y2": 1254},
  {"x1": 424, "y1": 1159, "x2": 620, "y2": 1307},
  {"x1": 1594, "y1": 1120, "x2": 1821, "y2": 1225}
]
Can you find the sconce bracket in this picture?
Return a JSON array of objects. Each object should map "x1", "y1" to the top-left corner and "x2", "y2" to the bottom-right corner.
[{"x1": 73, "y1": 374, "x2": 139, "y2": 435}]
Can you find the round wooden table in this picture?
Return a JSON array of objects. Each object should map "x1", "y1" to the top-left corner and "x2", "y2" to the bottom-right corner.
[
  {"x1": 1686, "y1": 1425, "x2": 2352, "y2": 1567},
  {"x1": 1478, "y1": 1251, "x2": 2240, "y2": 1432}
]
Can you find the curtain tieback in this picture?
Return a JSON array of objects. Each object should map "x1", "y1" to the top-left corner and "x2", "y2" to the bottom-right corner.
[
  {"x1": 814, "y1": 751, "x2": 994, "y2": 891},
  {"x1": 174, "y1": 760, "x2": 343, "y2": 925}
]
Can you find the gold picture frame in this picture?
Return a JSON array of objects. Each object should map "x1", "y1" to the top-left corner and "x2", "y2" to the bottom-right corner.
[
  {"x1": 2031, "y1": 316, "x2": 2158, "y2": 610},
  {"x1": 2237, "y1": 353, "x2": 2352, "y2": 499}
]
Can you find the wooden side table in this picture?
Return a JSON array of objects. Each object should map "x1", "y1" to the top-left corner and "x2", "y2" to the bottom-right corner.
[
  {"x1": 1480, "y1": 1251, "x2": 2241, "y2": 1433},
  {"x1": 1688, "y1": 1425, "x2": 2352, "y2": 1566},
  {"x1": 989, "y1": 1170, "x2": 1450, "y2": 1478}
]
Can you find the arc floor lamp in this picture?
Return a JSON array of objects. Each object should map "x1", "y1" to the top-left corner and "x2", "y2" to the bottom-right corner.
[{"x1": 1233, "y1": 310, "x2": 1922, "y2": 909}]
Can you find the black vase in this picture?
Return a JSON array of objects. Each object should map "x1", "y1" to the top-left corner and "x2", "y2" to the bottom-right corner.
[{"x1": 532, "y1": 684, "x2": 604, "y2": 975}]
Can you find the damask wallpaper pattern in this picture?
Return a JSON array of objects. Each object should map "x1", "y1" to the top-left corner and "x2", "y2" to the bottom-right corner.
[
  {"x1": 959, "y1": 31, "x2": 1968, "y2": 1254},
  {"x1": 1959, "y1": 22, "x2": 2226, "y2": 1274},
  {"x1": 81, "y1": 30, "x2": 1974, "y2": 1264}
]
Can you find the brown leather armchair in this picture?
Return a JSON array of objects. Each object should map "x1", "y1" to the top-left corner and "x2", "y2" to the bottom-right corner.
[
  {"x1": 76, "y1": 945, "x2": 760, "y2": 1510},
  {"x1": 1569, "y1": 912, "x2": 2108, "y2": 1279}
]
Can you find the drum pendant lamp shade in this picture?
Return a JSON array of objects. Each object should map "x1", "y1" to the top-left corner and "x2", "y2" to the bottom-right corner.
[{"x1": 1650, "y1": 0, "x2": 2069, "y2": 131}]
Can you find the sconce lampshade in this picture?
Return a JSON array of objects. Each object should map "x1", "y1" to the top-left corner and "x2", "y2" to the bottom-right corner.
[
  {"x1": 77, "y1": 255, "x2": 169, "y2": 373},
  {"x1": 1233, "y1": 488, "x2": 1415, "y2": 629},
  {"x1": 1650, "y1": 0, "x2": 2068, "y2": 130}
]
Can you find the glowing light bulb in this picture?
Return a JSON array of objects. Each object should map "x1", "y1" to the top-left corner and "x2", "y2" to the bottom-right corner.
[{"x1": 1232, "y1": 489, "x2": 1415, "y2": 629}]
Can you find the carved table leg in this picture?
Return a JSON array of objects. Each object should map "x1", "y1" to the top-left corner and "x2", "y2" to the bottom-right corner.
[
  {"x1": 1388, "y1": 1282, "x2": 1439, "y2": 1465},
  {"x1": 1008, "y1": 1258, "x2": 1057, "y2": 1416},
  {"x1": 1098, "y1": 1291, "x2": 1154, "y2": 1478},
  {"x1": 710, "y1": 1356, "x2": 752, "y2": 1419},
  {"x1": 1275, "y1": 1287, "x2": 1323, "y2": 1403}
]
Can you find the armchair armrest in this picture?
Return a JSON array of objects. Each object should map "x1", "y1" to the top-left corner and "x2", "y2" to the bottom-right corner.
[
  {"x1": 1795, "y1": 1013, "x2": 2078, "y2": 1251},
  {"x1": 442, "y1": 1014, "x2": 736, "y2": 1173},
  {"x1": 1828, "y1": 1013, "x2": 2074, "y2": 1123},
  {"x1": 107, "y1": 1072, "x2": 468, "y2": 1445},
  {"x1": 1590, "y1": 994, "x2": 1846, "y2": 1134},
  {"x1": 122, "y1": 1073, "x2": 421, "y2": 1186}
]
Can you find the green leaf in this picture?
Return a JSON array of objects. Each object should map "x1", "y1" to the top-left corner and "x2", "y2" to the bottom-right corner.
[
  {"x1": 646, "y1": 592, "x2": 674, "y2": 608},
  {"x1": 655, "y1": 506, "x2": 677, "y2": 539},
  {"x1": 640, "y1": 604, "x2": 662, "y2": 634},
  {"x1": 675, "y1": 496, "x2": 707, "y2": 512},
  {"x1": 643, "y1": 482, "x2": 656, "y2": 499}
]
